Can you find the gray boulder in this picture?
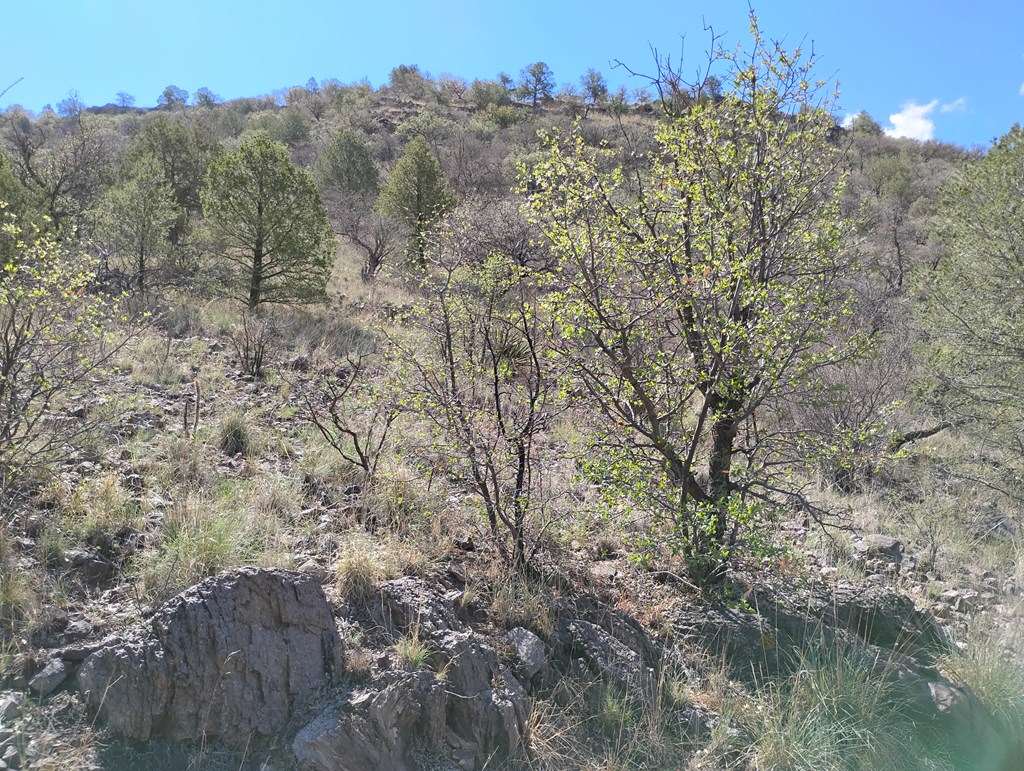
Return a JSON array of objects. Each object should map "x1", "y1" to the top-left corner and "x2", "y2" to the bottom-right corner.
[
  {"x1": 77, "y1": 567, "x2": 343, "y2": 747},
  {"x1": 852, "y1": 534, "x2": 904, "y2": 564},
  {"x1": 508, "y1": 627, "x2": 546, "y2": 681},
  {"x1": 293, "y1": 671, "x2": 446, "y2": 771}
]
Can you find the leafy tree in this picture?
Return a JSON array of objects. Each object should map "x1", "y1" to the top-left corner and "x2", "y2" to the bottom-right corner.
[
  {"x1": 93, "y1": 156, "x2": 179, "y2": 294},
  {"x1": 527, "y1": 20, "x2": 862, "y2": 581},
  {"x1": 377, "y1": 135, "x2": 456, "y2": 266},
  {"x1": 0, "y1": 205, "x2": 132, "y2": 511},
  {"x1": 2, "y1": 108, "x2": 111, "y2": 229},
  {"x1": 918, "y1": 124, "x2": 1024, "y2": 449},
  {"x1": 193, "y1": 87, "x2": 220, "y2": 108},
  {"x1": 388, "y1": 65, "x2": 434, "y2": 100},
  {"x1": 115, "y1": 91, "x2": 135, "y2": 108},
  {"x1": 314, "y1": 129, "x2": 396, "y2": 280},
  {"x1": 516, "y1": 62, "x2": 555, "y2": 108},
  {"x1": 202, "y1": 133, "x2": 334, "y2": 308},
  {"x1": 467, "y1": 79, "x2": 512, "y2": 110},
  {"x1": 0, "y1": 150, "x2": 43, "y2": 224},
  {"x1": 123, "y1": 115, "x2": 222, "y2": 243},
  {"x1": 580, "y1": 68, "x2": 609, "y2": 107},
  {"x1": 158, "y1": 85, "x2": 189, "y2": 110}
]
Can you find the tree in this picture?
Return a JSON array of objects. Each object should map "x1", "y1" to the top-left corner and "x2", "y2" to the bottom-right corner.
[
  {"x1": 397, "y1": 219, "x2": 558, "y2": 569},
  {"x1": 516, "y1": 62, "x2": 554, "y2": 108},
  {"x1": 202, "y1": 133, "x2": 334, "y2": 308},
  {"x1": 918, "y1": 124, "x2": 1024, "y2": 449},
  {"x1": 115, "y1": 91, "x2": 135, "y2": 108},
  {"x1": 158, "y1": 85, "x2": 189, "y2": 110},
  {"x1": 467, "y1": 79, "x2": 512, "y2": 111},
  {"x1": 377, "y1": 135, "x2": 456, "y2": 267},
  {"x1": 314, "y1": 129, "x2": 397, "y2": 281},
  {"x1": 193, "y1": 87, "x2": 220, "y2": 108},
  {"x1": 388, "y1": 65, "x2": 434, "y2": 100},
  {"x1": 56, "y1": 92, "x2": 83, "y2": 118},
  {"x1": 527, "y1": 20, "x2": 861, "y2": 581},
  {"x1": 93, "y1": 156, "x2": 179, "y2": 294},
  {"x1": 123, "y1": 115, "x2": 222, "y2": 244},
  {"x1": 580, "y1": 68, "x2": 609, "y2": 107},
  {"x1": 2, "y1": 108, "x2": 111, "y2": 230},
  {"x1": 0, "y1": 206, "x2": 132, "y2": 511}
]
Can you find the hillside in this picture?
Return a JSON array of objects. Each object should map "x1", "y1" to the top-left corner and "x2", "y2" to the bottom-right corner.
[{"x1": 0, "y1": 30, "x2": 1022, "y2": 771}]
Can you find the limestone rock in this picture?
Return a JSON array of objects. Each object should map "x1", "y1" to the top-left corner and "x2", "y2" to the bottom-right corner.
[{"x1": 77, "y1": 567, "x2": 343, "y2": 747}]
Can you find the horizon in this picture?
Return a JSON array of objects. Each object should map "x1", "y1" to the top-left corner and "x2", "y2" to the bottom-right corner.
[{"x1": 3, "y1": 1, "x2": 1022, "y2": 149}]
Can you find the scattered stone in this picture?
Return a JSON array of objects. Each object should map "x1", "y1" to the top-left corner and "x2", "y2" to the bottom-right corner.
[
  {"x1": 0, "y1": 745, "x2": 16, "y2": 769},
  {"x1": 63, "y1": 550, "x2": 116, "y2": 585},
  {"x1": 590, "y1": 561, "x2": 620, "y2": 582},
  {"x1": 57, "y1": 641, "x2": 105, "y2": 663},
  {"x1": 61, "y1": 619, "x2": 93, "y2": 642},
  {"x1": 940, "y1": 589, "x2": 981, "y2": 614},
  {"x1": 298, "y1": 559, "x2": 331, "y2": 584},
  {"x1": 0, "y1": 694, "x2": 24, "y2": 722},
  {"x1": 77, "y1": 568, "x2": 344, "y2": 747},
  {"x1": 852, "y1": 534, "x2": 904, "y2": 565},
  {"x1": 28, "y1": 658, "x2": 69, "y2": 697},
  {"x1": 508, "y1": 627, "x2": 546, "y2": 680}
]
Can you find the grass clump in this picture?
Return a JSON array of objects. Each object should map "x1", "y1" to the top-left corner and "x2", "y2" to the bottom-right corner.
[
  {"x1": 737, "y1": 644, "x2": 946, "y2": 770},
  {"x1": 217, "y1": 409, "x2": 255, "y2": 457},
  {"x1": 937, "y1": 620, "x2": 1024, "y2": 762},
  {"x1": 139, "y1": 487, "x2": 290, "y2": 604},
  {"x1": 394, "y1": 629, "x2": 432, "y2": 671}
]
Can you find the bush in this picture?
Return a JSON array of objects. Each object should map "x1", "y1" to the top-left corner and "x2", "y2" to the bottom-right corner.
[{"x1": 0, "y1": 206, "x2": 133, "y2": 510}]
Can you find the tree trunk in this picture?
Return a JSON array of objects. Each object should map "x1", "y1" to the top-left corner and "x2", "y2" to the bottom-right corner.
[{"x1": 248, "y1": 247, "x2": 263, "y2": 309}]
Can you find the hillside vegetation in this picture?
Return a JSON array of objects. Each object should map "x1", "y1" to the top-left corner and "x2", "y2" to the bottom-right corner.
[{"x1": 0, "y1": 17, "x2": 1022, "y2": 771}]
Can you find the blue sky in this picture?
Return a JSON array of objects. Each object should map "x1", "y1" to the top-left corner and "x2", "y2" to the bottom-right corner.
[{"x1": 2, "y1": 1, "x2": 1021, "y2": 148}]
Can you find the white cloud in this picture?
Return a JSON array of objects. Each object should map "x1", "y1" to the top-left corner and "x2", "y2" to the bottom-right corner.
[
  {"x1": 841, "y1": 113, "x2": 857, "y2": 128},
  {"x1": 1020, "y1": 82, "x2": 1024, "y2": 96},
  {"x1": 884, "y1": 100, "x2": 939, "y2": 140},
  {"x1": 940, "y1": 97, "x2": 967, "y2": 113}
]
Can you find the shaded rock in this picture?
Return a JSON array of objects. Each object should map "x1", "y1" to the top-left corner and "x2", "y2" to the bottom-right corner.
[
  {"x1": 61, "y1": 619, "x2": 93, "y2": 642},
  {"x1": 816, "y1": 583, "x2": 950, "y2": 661},
  {"x1": 670, "y1": 589, "x2": 1003, "y2": 763},
  {"x1": 507, "y1": 627, "x2": 546, "y2": 680},
  {"x1": 0, "y1": 693, "x2": 24, "y2": 722},
  {"x1": 64, "y1": 550, "x2": 116, "y2": 585},
  {"x1": 367, "y1": 578, "x2": 531, "y2": 763},
  {"x1": 852, "y1": 534, "x2": 904, "y2": 564},
  {"x1": 566, "y1": 620, "x2": 644, "y2": 686},
  {"x1": 293, "y1": 671, "x2": 446, "y2": 771},
  {"x1": 77, "y1": 567, "x2": 343, "y2": 747},
  {"x1": 28, "y1": 658, "x2": 68, "y2": 697}
]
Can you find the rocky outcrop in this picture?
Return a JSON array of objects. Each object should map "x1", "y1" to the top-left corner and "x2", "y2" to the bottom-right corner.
[
  {"x1": 293, "y1": 671, "x2": 447, "y2": 771},
  {"x1": 77, "y1": 567, "x2": 343, "y2": 747},
  {"x1": 293, "y1": 577, "x2": 531, "y2": 770}
]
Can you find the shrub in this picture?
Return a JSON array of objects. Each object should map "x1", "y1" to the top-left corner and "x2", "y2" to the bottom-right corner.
[{"x1": 0, "y1": 206, "x2": 133, "y2": 510}]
